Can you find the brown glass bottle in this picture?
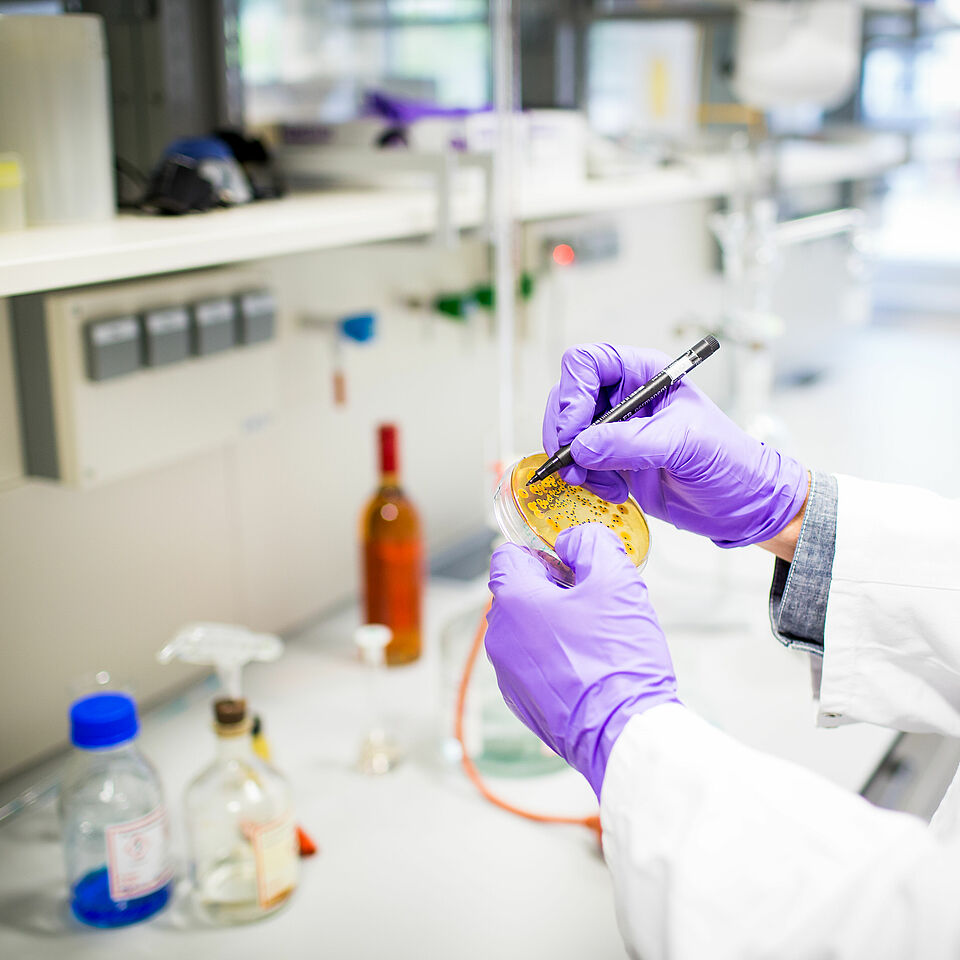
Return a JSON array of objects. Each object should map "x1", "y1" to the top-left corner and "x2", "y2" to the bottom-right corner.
[{"x1": 361, "y1": 424, "x2": 423, "y2": 665}]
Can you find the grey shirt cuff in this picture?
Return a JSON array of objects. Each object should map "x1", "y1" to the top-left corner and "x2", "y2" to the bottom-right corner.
[{"x1": 768, "y1": 471, "x2": 838, "y2": 655}]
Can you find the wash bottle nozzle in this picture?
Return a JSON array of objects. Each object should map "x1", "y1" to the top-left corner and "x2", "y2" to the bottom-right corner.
[{"x1": 157, "y1": 622, "x2": 283, "y2": 699}]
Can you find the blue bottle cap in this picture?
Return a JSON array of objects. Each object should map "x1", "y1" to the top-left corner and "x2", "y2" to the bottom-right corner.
[{"x1": 70, "y1": 693, "x2": 139, "y2": 749}]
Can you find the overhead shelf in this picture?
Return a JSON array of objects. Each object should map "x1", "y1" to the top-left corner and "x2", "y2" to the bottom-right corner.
[
  {"x1": 0, "y1": 134, "x2": 907, "y2": 298},
  {"x1": 0, "y1": 189, "x2": 454, "y2": 299}
]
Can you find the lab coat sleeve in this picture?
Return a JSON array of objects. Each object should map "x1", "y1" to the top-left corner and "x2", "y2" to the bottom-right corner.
[
  {"x1": 819, "y1": 475, "x2": 960, "y2": 735},
  {"x1": 601, "y1": 704, "x2": 960, "y2": 960}
]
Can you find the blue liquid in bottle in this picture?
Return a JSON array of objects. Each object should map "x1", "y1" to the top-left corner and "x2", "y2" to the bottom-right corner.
[
  {"x1": 71, "y1": 868, "x2": 172, "y2": 928},
  {"x1": 61, "y1": 693, "x2": 173, "y2": 928}
]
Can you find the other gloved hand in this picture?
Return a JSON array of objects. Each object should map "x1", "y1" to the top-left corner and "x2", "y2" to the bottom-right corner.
[
  {"x1": 542, "y1": 343, "x2": 808, "y2": 548},
  {"x1": 485, "y1": 523, "x2": 678, "y2": 798}
]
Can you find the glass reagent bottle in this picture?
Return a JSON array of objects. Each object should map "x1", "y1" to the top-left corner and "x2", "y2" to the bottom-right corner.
[
  {"x1": 185, "y1": 698, "x2": 298, "y2": 924},
  {"x1": 60, "y1": 692, "x2": 173, "y2": 928}
]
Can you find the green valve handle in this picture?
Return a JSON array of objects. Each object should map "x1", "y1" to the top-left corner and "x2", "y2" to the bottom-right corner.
[
  {"x1": 433, "y1": 293, "x2": 474, "y2": 319},
  {"x1": 474, "y1": 284, "x2": 495, "y2": 309},
  {"x1": 473, "y1": 272, "x2": 536, "y2": 311}
]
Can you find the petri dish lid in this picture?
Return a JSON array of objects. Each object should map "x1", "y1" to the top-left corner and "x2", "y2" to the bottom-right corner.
[{"x1": 509, "y1": 453, "x2": 650, "y2": 569}]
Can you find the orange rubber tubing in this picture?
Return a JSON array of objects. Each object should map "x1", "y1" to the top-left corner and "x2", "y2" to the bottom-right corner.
[{"x1": 454, "y1": 596, "x2": 602, "y2": 844}]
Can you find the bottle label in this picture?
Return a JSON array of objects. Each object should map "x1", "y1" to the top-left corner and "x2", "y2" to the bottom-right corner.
[
  {"x1": 105, "y1": 805, "x2": 173, "y2": 902},
  {"x1": 250, "y1": 814, "x2": 298, "y2": 908}
]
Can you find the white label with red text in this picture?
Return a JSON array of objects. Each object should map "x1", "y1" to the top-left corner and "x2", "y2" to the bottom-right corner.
[{"x1": 105, "y1": 805, "x2": 173, "y2": 901}]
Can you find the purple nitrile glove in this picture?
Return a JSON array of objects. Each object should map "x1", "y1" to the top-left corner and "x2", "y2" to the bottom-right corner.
[
  {"x1": 543, "y1": 343, "x2": 809, "y2": 548},
  {"x1": 485, "y1": 523, "x2": 679, "y2": 798}
]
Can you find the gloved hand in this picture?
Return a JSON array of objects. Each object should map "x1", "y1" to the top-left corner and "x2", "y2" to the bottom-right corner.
[
  {"x1": 542, "y1": 343, "x2": 808, "y2": 548},
  {"x1": 485, "y1": 523, "x2": 679, "y2": 798}
]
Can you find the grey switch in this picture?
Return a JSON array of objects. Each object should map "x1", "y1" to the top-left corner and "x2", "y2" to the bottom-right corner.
[
  {"x1": 143, "y1": 306, "x2": 190, "y2": 367},
  {"x1": 237, "y1": 289, "x2": 276, "y2": 345},
  {"x1": 84, "y1": 315, "x2": 142, "y2": 381},
  {"x1": 192, "y1": 297, "x2": 237, "y2": 355}
]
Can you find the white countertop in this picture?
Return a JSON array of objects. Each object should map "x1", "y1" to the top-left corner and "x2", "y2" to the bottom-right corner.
[{"x1": 0, "y1": 548, "x2": 897, "y2": 960}]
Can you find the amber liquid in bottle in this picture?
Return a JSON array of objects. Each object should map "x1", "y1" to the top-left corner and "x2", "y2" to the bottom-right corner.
[{"x1": 362, "y1": 424, "x2": 423, "y2": 665}]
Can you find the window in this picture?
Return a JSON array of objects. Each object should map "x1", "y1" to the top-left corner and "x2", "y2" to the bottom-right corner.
[{"x1": 239, "y1": 0, "x2": 490, "y2": 125}]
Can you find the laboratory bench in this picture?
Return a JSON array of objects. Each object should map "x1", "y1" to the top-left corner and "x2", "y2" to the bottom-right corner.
[{"x1": 0, "y1": 538, "x2": 897, "y2": 960}]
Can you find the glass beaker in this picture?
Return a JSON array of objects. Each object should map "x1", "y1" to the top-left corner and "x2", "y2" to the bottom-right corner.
[
  {"x1": 440, "y1": 602, "x2": 566, "y2": 778},
  {"x1": 493, "y1": 452, "x2": 651, "y2": 585}
]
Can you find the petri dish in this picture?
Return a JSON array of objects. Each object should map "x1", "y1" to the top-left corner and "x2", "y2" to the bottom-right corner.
[{"x1": 493, "y1": 452, "x2": 651, "y2": 586}]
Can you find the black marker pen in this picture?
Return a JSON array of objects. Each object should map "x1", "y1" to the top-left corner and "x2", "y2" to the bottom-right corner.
[{"x1": 527, "y1": 335, "x2": 721, "y2": 488}]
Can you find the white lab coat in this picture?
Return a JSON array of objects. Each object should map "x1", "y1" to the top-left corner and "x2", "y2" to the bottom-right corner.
[{"x1": 600, "y1": 475, "x2": 960, "y2": 960}]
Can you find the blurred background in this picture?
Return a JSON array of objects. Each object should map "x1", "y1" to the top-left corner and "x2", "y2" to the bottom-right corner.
[{"x1": 2, "y1": 1, "x2": 960, "y2": 956}]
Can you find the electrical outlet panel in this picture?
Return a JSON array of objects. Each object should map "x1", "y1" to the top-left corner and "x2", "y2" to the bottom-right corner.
[
  {"x1": 142, "y1": 306, "x2": 191, "y2": 367},
  {"x1": 543, "y1": 223, "x2": 621, "y2": 266},
  {"x1": 11, "y1": 267, "x2": 280, "y2": 488},
  {"x1": 84, "y1": 315, "x2": 141, "y2": 380}
]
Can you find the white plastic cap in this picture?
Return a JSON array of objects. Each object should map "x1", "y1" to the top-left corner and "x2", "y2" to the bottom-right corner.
[{"x1": 355, "y1": 624, "x2": 392, "y2": 665}]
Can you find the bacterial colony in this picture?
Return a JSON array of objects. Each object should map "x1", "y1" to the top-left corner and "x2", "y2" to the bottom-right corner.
[{"x1": 511, "y1": 453, "x2": 649, "y2": 568}]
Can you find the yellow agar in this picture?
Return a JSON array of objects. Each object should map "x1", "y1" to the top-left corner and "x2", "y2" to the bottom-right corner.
[{"x1": 510, "y1": 453, "x2": 650, "y2": 567}]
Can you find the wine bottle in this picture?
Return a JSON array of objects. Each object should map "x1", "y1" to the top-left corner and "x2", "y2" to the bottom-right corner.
[{"x1": 361, "y1": 424, "x2": 423, "y2": 665}]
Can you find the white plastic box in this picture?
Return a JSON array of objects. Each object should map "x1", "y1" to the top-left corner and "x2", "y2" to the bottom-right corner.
[
  {"x1": 279, "y1": 109, "x2": 587, "y2": 193},
  {"x1": 0, "y1": 14, "x2": 115, "y2": 225}
]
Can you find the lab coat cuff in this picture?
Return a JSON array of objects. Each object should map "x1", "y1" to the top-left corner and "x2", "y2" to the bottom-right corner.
[
  {"x1": 600, "y1": 703, "x2": 698, "y2": 813},
  {"x1": 768, "y1": 470, "x2": 838, "y2": 655}
]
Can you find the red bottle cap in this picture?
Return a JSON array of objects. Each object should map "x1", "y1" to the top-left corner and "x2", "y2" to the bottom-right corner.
[{"x1": 378, "y1": 423, "x2": 398, "y2": 475}]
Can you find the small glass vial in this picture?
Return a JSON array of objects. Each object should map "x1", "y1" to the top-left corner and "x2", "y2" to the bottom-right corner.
[
  {"x1": 185, "y1": 698, "x2": 298, "y2": 924},
  {"x1": 355, "y1": 624, "x2": 401, "y2": 775},
  {"x1": 60, "y1": 692, "x2": 173, "y2": 928}
]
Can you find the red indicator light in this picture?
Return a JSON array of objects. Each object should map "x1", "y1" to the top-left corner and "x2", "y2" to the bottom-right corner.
[{"x1": 552, "y1": 243, "x2": 575, "y2": 267}]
